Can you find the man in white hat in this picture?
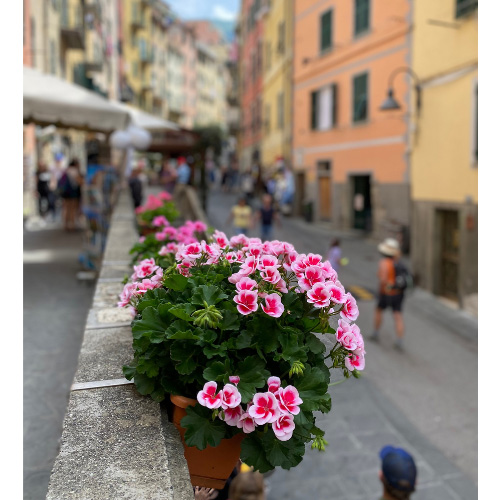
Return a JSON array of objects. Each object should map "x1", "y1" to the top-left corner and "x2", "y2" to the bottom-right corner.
[{"x1": 371, "y1": 238, "x2": 406, "y2": 350}]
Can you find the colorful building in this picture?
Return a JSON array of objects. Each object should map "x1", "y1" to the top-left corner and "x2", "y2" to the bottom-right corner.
[
  {"x1": 261, "y1": 0, "x2": 293, "y2": 171},
  {"x1": 409, "y1": 0, "x2": 478, "y2": 307},
  {"x1": 180, "y1": 24, "x2": 198, "y2": 130},
  {"x1": 238, "y1": 0, "x2": 265, "y2": 171},
  {"x1": 292, "y1": 0, "x2": 411, "y2": 234},
  {"x1": 165, "y1": 21, "x2": 187, "y2": 124}
]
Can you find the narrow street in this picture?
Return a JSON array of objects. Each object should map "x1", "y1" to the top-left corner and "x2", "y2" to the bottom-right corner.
[
  {"x1": 23, "y1": 219, "x2": 95, "y2": 500},
  {"x1": 206, "y1": 188, "x2": 478, "y2": 500}
]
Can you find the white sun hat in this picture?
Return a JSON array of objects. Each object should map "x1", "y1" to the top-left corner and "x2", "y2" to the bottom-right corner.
[{"x1": 377, "y1": 238, "x2": 400, "y2": 257}]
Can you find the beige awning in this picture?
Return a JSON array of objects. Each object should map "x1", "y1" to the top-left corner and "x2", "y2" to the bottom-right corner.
[
  {"x1": 23, "y1": 66, "x2": 130, "y2": 132},
  {"x1": 110, "y1": 101, "x2": 180, "y2": 131}
]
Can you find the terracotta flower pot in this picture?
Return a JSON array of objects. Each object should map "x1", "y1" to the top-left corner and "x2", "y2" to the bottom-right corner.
[
  {"x1": 170, "y1": 394, "x2": 245, "y2": 489},
  {"x1": 138, "y1": 224, "x2": 156, "y2": 236}
]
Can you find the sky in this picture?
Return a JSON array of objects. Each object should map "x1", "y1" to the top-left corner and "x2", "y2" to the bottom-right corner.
[{"x1": 165, "y1": 0, "x2": 240, "y2": 21}]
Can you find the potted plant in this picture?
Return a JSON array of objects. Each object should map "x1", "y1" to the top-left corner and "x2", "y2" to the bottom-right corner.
[
  {"x1": 121, "y1": 231, "x2": 365, "y2": 487},
  {"x1": 135, "y1": 192, "x2": 179, "y2": 236}
]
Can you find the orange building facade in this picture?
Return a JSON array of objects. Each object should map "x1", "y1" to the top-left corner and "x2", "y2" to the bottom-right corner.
[{"x1": 293, "y1": 0, "x2": 412, "y2": 238}]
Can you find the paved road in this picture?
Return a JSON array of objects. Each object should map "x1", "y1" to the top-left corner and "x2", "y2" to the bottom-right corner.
[
  {"x1": 24, "y1": 219, "x2": 95, "y2": 500},
  {"x1": 206, "y1": 188, "x2": 478, "y2": 500}
]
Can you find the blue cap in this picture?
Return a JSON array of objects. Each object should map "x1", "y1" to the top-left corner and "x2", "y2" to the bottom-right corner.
[{"x1": 379, "y1": 446, "x2": 417, "y2": 492}]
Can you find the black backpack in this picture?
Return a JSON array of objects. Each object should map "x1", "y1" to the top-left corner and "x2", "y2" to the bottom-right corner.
[{"x1": 394, "y1": 261, "x2": 413, "y2": 291}]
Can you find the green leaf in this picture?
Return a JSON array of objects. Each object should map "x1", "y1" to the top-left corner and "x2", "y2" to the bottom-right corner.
[
  {"x1": 168, "y1": 330, "x2": 200, "y2": 340},
  {"x1": 132, "y1": 307, "x2": 168, "y2": 340},
  {"x1": 203, "y1": 361, "x2": 227, "y2": 382},
  {"x1": 236, "y1": 356, "x2": 270, "y2": 403},
  {"x1": 202, "y1": 343, "x2": 228, "y2": 359},
  {"x1": 181, "y1": 404, "x2": 227, "y2": 450},
  {"x1": 282, "y1": 292, "x2": 305, "y2": 320},
  {"x1": 133, "y1": 373, "x2": 155, "y2": 395},
  {"x1": 278, "y1": 332, "x2": 308, "y2": 363},
  {"x1": 164, "y1": 273, "x2": 188, "y2": 291},
  {"x1": 122, "y1": 364, "x2": 136, "y2": 380},
  {"x1": 235, "y1": 329, "x2": 253, "y2": 349},
  {"x1": 294, "y1": 366, "x2": 331, "y2": 412},
  {"x1": 261, "y1": 432, "x2": 305, "y2": 470},
  {"x1": 170, "y1": 303, "x2": 197, "y2": 322},
  {"x1": 220, "y1": 309, "x2": 240, "y2": 331},
  {"x1": 192, "y1": 285, "x2": 228, "y2": 306},
  {"x1": 136, "y1": 358, "x2": 160, "y2": 378},
  {"x1": 170, "y1": 341, "x2": 198, "y2": 375},
  {"x1": 240, "y1": 434, "x2": 274, "y2": 473},
  {"x1": 305, "y1": 334, "x2": 326, "y2": 355}
]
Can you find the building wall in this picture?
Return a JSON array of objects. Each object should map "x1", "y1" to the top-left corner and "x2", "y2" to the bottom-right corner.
[
  {"x1": 238, "y1": 0, "x2": 264, "y2": 170},
  {"x1": 195, "y1": 43, "x2": 219, "y2": 127},
  {"x1": 261, "y1": 0, "x2": 293, "y2": 170},
  {"x1": 411, "y1": 0, "x2": 478, "y2": 305},
  {"x1": 181, "y1": 26, "x2": 198, "y2": 129},
  {"x1": 293, "y1": 0, "x2": 411, "y2": 234}
]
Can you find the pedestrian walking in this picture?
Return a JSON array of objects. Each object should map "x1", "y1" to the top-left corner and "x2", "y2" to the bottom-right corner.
[
  {"x1": 176, "y1": 156, "x2": 191, "y2": 185},
  {"x1": 241, "y1": 169, "x2": 255, "y2": 203},
  {"x1": 128, "y1": 167, "x2": 143, "y2": 209},
  {"x1": 327, "y1": 238, "x2": 342, "y2": 273},
  {"x1": 35, "y1": 161, "x2": 56, "y2": 219},
  {"x1": 160, "y1": 159, "x2": 178, "y2": 194},
  {"x1": 58, "y1": 159, "x2": 83, "y2": 230},
  {"x1": 227, "y1": 197, "x2": 253, "y2": 235},
  {"x1": 377, "y1": 445, "x2": 417, "y2": 500},
  {"x1": 254, "y1": 194, "x2": 280, "y2": 241},
  {"x1": 371, "y1": 238, "x2": 407, "y2": 350}
]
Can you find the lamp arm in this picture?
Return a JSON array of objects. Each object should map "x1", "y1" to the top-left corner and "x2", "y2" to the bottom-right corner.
[{"x1": 388, "y1": 67, "x2": 422, "y2": 115}]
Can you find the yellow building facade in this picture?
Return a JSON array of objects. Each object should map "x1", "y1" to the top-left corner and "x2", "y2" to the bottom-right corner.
[
  {"x1": 410, "y1": 0, "x2": 477, "y2": 308},
  {"x1": 261, "y1": 0, "x2": 293, "y2": 170}
]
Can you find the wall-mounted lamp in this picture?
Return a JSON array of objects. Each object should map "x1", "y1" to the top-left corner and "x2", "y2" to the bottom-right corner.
[{"x1": 380, "y1": 67, "x2": 422, "y2": 116}]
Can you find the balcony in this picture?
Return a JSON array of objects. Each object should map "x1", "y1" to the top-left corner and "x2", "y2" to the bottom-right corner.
[
  {"x1": 131, "y1": 3, "x2": 145, "y2": 29},
  {"x1": 139, "y1": 42, "x2": 153, "y2": 64},
  {"x1": 60, "y1": 7, "x2": 85, "y2": 49}
]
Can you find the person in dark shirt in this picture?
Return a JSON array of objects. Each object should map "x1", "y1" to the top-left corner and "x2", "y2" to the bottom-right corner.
[
  {"x1": 128, "y1": 167, "x2": 143, "y2": 209},
  {"x1": 254, "y1": 194, "x2": 280, "y2": 241}
]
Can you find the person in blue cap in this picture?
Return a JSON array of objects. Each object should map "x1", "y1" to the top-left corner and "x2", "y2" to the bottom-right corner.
[{"x1": 378, "y1": 446, "x2": 417, "y2": 500}]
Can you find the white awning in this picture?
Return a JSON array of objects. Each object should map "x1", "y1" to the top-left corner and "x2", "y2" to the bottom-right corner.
[
  {"x1": 110, "y1": 101, "x2": 180, "y2": 131},
  {"x1": 23, "y1": 66, "x2": 130, "y2": 132}
]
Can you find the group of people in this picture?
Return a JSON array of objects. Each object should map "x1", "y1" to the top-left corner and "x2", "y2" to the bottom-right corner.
[
  {"x1": 193, "y1": 445, "x2": 418, "y2": 500},
  {"x1": 35, "y1": 158, "x2": 83, "y2": 230}
]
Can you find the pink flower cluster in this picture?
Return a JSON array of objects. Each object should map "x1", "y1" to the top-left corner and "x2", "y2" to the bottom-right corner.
[
  {"x1": 118, "y1": 258, "x2": 163, "y2": 311},
  {"x1": 336, "y1": 319, "x2": 366, "y2": 371},
  {"x1": 154, "y1": 220, "x2": 208, "y2": 251},
  {"x1": 135, "y1": 193, "x2": 172, "y2": 214},
  {"x1": 197, "y1": 375, "x2": 302, "y2": 442}
]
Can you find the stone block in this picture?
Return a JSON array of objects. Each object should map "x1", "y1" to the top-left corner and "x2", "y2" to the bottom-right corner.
[
  {"x1": 46, "y1": 385, "x2": 188, "y2": 500},
  {"x1": 92, "y1": 282, "x2": 125, "y2": 309},
  {"x1": 73, "y1": 327, "x2": 134, "y2": 384},
  {"x1": 86, "y1": 306, "x2": 133, "y2": 328}
]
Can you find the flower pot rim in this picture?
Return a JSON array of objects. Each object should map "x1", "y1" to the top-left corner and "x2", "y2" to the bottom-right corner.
[{"x1": 171, "y1": 394, "x2": 197, "y2": 409}]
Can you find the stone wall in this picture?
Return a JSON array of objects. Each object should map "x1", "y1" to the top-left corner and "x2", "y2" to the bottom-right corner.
[{"x1": 46, "y1": 189, "x2": 194, "y2": 500}]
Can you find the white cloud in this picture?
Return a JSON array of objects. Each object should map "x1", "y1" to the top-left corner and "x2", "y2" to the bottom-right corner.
[{"x1": 212, "y1": 4, "x2": 236, "y2": 21}]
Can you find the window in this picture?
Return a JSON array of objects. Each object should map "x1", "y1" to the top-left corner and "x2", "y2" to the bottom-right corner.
[
  {"x1": 456, "y1": 0, "x2": 478, "y2": 18},
  {"x1": 320, "y1": 9, "x2": 333, "y2": 53},
  {"x1": 352, "y1": 73, "x2": 368, "y2": 123},
  {"x1": 277, "y1": 21, "x2": 285, "y2": 54},
  {"x1": 277, "y1": 92, "x2": 284, "y2": 130},
  {"x1": 311, "y1": 84, "x2": 338, "y2": 130},
  {"x1": 354, "y1": 0, "x2": 370, "y2": 36}
]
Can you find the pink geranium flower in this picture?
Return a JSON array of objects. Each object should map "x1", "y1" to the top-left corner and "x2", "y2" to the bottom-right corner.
[
  {"x1": 248, "y1": 392, "x2": 280, "y2": 425},
  {"x1": 260, "y1": 267, "x2": 281, "y2": 285},
  {"x1": 213, "y1": 230, "x2": 229, "y2": 249},
  {"x1": 258, "y1": 254, "x2": 279, "y2": 270},
  {"x1": 157, "y1": 191, "x2": 172, "y2": 201},
  {"x1": 132, "y1": 258, "x2": 158, "y2": 279},
  {"x1": 237, "y1": 412, "x2": 256, "y2": 433},
  {"x1": 193, "y1": 220, "x2": 207, "y2": 232},
  {"x1": 197, "y1": 381, "x2": 223, "y2": 409},
  {"x1": 306, "y1": 282, "x2": 331, "y2": 308},
  {"x1": 155, "y1": 231, "x2": 168, "y2": 241},
  {"x1": 229, "y1": 375, "x2": 240, "y2": 385},
  {"x1": 228, "y1": 272, "x2": 244, "y2": 284},
  {"x1": 276, "y1": 386, "x2": 303, "y2": 415},
  {"x1": 234, "y1": 290, "x2": 259, "y2": 315},
  {"x1": 138, "y1": 236, "x2": 145, "y2": 243},
  {"x1": 267, "y1": 376, "x2": 281, "y2": 393},
  {"x1": 326, "y1": 282, "x2": 347, "y2": 304},
  {"x1": 340, "y1": 293, "x2": 359, "y2": 321},
  {"x1": 235, "y1": 277, "x2": 257, "y2": 292},
  {"x1": 272, "y1": 414, "x2": 295, "y2": 441},
  {"x1": 345, "y1": 352, "x2": 365, "y2": 371},
  {"x1": 152, "y1": 215, "x2": 169, "y2": 227},
  {"x1": 298, "y1": 265, "x2": 325, "y2": 291},
  {"x1": 276, "y1": 278, "x2": 288, "y2": 293},
  {"x1": 221, "y1": 405, "x2": 243, "y2": 426},
  {"x1": 261, "y1": 293, "x2": 285, "y2": 318},
  {"x1": 220, "y1": 384, "x2": 242, "y2": 410},
  {"x1": 117, "y1": 282, "x2": 137, "y2": 308}
]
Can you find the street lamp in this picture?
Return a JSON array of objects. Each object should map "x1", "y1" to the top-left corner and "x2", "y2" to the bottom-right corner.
[{"x1": 380, "y1": 67, "x2": 422, "y2": 116}]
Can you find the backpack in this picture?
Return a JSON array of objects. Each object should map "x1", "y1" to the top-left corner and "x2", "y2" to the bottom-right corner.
[{"x1": 394, "y1": 261, "x2": 413, "y2": 291}]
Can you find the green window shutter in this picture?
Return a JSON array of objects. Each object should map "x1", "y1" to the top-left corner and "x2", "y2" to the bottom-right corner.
[
  {"x1": 353, "y1": 73, "x2": 368, "y2": 122},
  {"x1": 320, "y1": 10, "x2": 332, "y2": 52},
  {"x1": 355, "y1": 0, "x2": 370, "y2": 35},
  {"x1": 331, "y1": 84, "x2": 338, "y2": 126},
  {"x1": 311, "y1": 91, "x2": 318, "y2": 130},
  {"x1": 456, "y1": 0, "x2": 478, "y2": 18}
]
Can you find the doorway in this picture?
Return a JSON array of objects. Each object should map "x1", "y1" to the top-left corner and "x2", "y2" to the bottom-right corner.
[
  {"x1": 352, "y1": 175, "x2": 372, "y2": 231},
  {"x1": 317, "y1": 160, "x2": 331, "y2": 221},
  {"x1": 436, "y1": 209, "x2": 459, "y2": 301}
]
